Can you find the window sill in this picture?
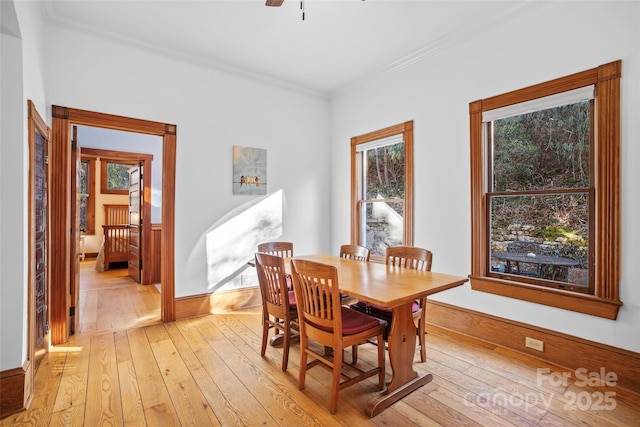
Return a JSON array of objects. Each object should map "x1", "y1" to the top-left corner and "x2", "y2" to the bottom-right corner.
[{"x1": 469, "y1": 275, "x2": 622, "y2": 320}]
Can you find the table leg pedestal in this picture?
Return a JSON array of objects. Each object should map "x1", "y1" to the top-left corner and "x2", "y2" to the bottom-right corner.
[
  {"x1": 270, "y1": 330, "x2": 300, "y2": 347},
  {"x1": 365, "y1": 303, "x2": 432, "y2": 417}
]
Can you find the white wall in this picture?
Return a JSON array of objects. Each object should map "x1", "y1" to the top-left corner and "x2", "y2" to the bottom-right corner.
[
  {"x1": 330, "y1": 1, "x2": 640, "y2": 352},
  {"x1": 1, "y1": 0, "x2": 48, "y2": 371},
  {"x1": 46, "y1": 24, "x2": 331, "y2": 298}
]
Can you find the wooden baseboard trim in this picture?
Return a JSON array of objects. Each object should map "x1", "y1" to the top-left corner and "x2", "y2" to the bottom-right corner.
[
  {"x1": 175, "y1": 287, "x2": 261, "y2": 320},
  {"x1": 0, "y1": 360, "x2": 32, "y2": 420},
  {"x1": 425, "y1": 300, "x2": 640, "y2": 395}
]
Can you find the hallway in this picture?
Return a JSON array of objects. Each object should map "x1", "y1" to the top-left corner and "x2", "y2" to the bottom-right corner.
[{"x1": 78, "y1": 260, "x2": 161, "y2": 334}]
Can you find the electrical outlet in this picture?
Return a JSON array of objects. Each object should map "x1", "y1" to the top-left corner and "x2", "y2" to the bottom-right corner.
[{"x1": 525, "y1": 337, "x2": 544, "y2": 352}]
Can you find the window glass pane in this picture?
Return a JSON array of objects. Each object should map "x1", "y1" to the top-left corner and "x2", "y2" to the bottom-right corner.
[
  {"x1": 361, "y1": 200, "x2": 404, "y2": 257},
  {"x1": 489, "y1": 193, "x2": 589, "y2": 286},
  {"x1": 492, "y1": 101, "x2": 591, "y2": 192},
  {"x1": 364, "y1": 142, "x2": 405, "y2": 199},
  {"x1": 106, "y1": 162, "x2": 131, "y2": 190}
]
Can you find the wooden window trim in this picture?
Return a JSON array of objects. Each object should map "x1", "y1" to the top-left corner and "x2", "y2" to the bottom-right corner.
[
  {"x1": 469, "y1": 61, "x2": 622, "y2": 320},
  {"x1": 350, "y1": 121, "x2": 414, "y2": 262},
  {"x1": 100, "y1": 158, "x2": 138, "y2": 195},
  {"x1": 81, "y1": 157, "x2": 96, "y2": 234}
]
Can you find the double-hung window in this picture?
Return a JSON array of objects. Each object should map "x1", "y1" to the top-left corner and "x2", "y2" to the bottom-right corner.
[
  {"x1": 469, "y1": 61, "x2": 622, "y2": 319},
  {"x1": 351, "y1": 121, "x2": 414, "y2": 261}
]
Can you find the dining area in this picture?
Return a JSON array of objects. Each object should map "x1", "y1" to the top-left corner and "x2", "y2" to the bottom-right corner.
[
  {"x1": 253, "y1": 241, "x2": 468, "y2": 417},
  {"x1": 9, "y1": 248, "x2": 639, "y2": 426}
]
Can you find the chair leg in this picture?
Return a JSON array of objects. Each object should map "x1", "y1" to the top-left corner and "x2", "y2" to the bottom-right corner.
[
  {"x1": 261, "y1": 315, "x2": 269, "y2": 357},
  {"x1": 281, "y1": 320, "x2": 290, "y2": 372},
  {"x1": 329, "y1": 346, "x2": 343, "y2": 414},
  {"x1": 299, "y1": 337, "x2": 308, "y2": 391},
  {"x1": 418, "y1": 316, "x2": 426, "y2": 362},
  {"x1": 376, "y1": 332, "x2": 385, "y2": 390},
  {"x1": 351, "y1": 345, "x2": 358, "y2": 364}
]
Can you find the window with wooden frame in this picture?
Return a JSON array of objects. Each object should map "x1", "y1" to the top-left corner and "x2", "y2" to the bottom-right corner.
[
  {"x1": 351, "y1": 121, "x2": 414, "y2": 262},
  {"x1": 101, "y1": 159, "x2": 137, "y2": 194},
  {"x1": 469, "y1": 61, "x2": 622, "y2": 320},
  {"x1": 79, "y1": 156, "x2": 96, "y2": 234}
]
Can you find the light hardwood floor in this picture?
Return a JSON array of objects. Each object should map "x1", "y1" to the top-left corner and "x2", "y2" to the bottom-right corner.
[
  {"x1": 2, "y1": 263, "x2": 639, "y2": 426},
  {"x1": 77, "y1": 260, "x2": 161, "y2": 333}
]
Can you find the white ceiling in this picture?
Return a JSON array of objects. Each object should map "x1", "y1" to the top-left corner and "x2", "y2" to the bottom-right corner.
[{"x1": 41, "y1": 0, "x2": 541, "y2": 98}]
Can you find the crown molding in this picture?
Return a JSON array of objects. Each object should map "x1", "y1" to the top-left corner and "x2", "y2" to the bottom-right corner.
[
  {"x1": 39, "y1": 1, "x2": 547, "y2": 103},
  {"x1": 330, "y1": 1, "x2": 548, "y2": 100},
  {"x1": 39, "y1": 2, "x2": 330, "y2": 101}
]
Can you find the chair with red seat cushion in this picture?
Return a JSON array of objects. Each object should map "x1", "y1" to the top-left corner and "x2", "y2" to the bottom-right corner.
[
  {"x1": 255, "y1": 252, "x2": 298, "y2": 372},
  {"x1": 290, "y1": 258, "x2": 386, "y2": 414},
  {"x1": 258, "y1": 241, "x2": 294, "y2": 288},
  {"x1": 352, "y1": 245, "x2": 432, "y2": 362}
]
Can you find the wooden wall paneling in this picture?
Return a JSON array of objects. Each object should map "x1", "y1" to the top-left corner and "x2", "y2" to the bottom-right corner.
[
  {"x1": 425, "y1": 300, "x2": 640, "y2": 395},
  {"x1": 174, "y1": 288, "x2": 262, "y2": 320},
  {"x1": 150, "y1": 224, "x2": 162, "y2": 284},
  {"x1": 0, "y1": 363, "x2": 31, "y2": 417}
]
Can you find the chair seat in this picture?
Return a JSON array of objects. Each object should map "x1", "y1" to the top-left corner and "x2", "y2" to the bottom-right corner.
[
  {"x1": 288, "y1": 290, "x2": 297, "y2": 308},
  {"x1": 310, "y1": 307, "x2": 386, "y2": 335},
  {"x1": 354, "y1": 300, "x2": 420, "y2": 315}
]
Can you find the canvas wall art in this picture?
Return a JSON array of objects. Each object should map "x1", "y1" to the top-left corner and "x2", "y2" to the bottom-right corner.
[{"x1": 233, "y1": 145, "x2": 267, "y2": 195}]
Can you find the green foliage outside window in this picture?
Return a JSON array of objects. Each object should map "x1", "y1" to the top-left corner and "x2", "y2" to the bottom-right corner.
[
  {"x1": 491, "y1": 102, "x2": 590, "y2": 247},
  {"x1": 106, "y1": 162, "x2": 131, "y2": 190}
]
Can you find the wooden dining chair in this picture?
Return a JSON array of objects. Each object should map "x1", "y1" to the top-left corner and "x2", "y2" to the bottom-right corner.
[
  {"x1": 339, "y1": 244, "x2": 369, "y2": 362},
  {"x1": 254, "y1": 252, "x2": 298, "y2": 372},
  {"x1": 258, "y1": 241, "x2": 294, "y2": 288},
  {"x1": 290, "y1": 259, "x2": 386, "y2": 414},
  {"x1": 352, "y1": 245, "x2": 432, "y2": 362},
  {"x1": 339, "y1": 244, "x2": 370, "y2": 262},
  {"x1": 257, "y1": 241, "x2": 294, "y2": 258}
]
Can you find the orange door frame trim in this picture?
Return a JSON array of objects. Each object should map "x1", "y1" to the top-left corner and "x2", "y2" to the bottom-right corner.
[{"x1": 49, "y1": 106, "x2": 176, "y2": 344}]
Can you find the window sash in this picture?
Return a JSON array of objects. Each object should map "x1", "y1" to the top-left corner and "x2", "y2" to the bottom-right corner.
[
  {"x1": 482, "y1": 85, "x2": 594, "y2": 122},
  {"x1": 351, "y1": 121, "x2": 414, "y2": 262}
]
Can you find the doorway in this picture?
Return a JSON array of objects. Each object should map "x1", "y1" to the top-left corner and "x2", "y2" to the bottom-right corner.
[
  {"x1": 75, "y1": 125, "x2": 162, "y2": 332},
  {"x1": 49, "y1": 106, "x2": 176, "y2": 345}
]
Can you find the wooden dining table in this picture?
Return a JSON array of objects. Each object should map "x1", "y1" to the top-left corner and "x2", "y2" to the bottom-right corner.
[{"x1": 287, "y1": 254, "x2": 468, "y2": 417}]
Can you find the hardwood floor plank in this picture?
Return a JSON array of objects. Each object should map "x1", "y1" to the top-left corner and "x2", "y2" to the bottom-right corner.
[
  {"x1": 126, "y1": 328, "x2": 180, "y2": 425},
  {"x1": 427, "y1": 385, "x2": 535, "y2": 427},
  {"x1": 114, "y1": 330, "x2": 146, "y2": 427},
  {"x1": 183, "y1": 316, "x2": 283, "y2": 426},
  {"x1": 51, "y1": 334, "x2": 91, "y2": 417},
  {"x1": 168, "y1": 320, "x2": 271, "y2": 427},
  {"x1": 84, "y1": 333, "x2": 123, "y2": 426},
  {"x1": 146, "y1": 325, "x2": 220, "y2": 426},
  {"x1": 49, "y1": 404, "x2": 86, "y2": 427},
  {"x1": 79, "y1": 261, "x2": 160, "y2": 334}
]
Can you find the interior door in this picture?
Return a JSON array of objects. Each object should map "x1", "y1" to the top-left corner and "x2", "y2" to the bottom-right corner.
[
  {"x1": 34, "y1": 119, "x2": 49, "y2": 368},
  {"x1": 69, "y1": 126, "x2": 81, "y2": 334},
  {"x1": 128, "y1": 163, "x2": 142, "y2": 283}
]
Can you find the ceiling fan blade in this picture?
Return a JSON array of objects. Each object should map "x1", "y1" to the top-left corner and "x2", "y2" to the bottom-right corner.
[{"x1": 265, "y1": 0, "x2": 285, "y2": 6}]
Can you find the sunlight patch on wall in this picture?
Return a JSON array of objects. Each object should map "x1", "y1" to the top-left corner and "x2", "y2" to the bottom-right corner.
[{"x1": 205, "y1": 190, "x2": 284, "y2": 292}]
